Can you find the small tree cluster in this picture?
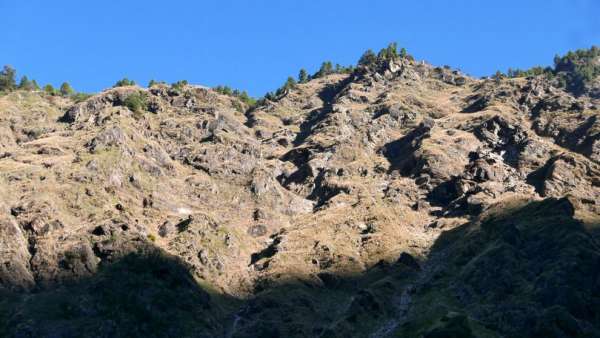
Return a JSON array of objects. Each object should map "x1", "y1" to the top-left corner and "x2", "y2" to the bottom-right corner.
[
  {"x1": 507, "y1": 66, "x2": 553, "y2": 78},
  {"x1": 264, "y1": 76, "x2": 297, "y2": 101},
  {"x1": 213, "y1": 85, "x2": 257, "y2": 107},
  {"x1": 552, "y1": 46, "x2": 600, "y2": 94},
  {"x1": 113, "y1": 78, "x2": 136, "y2": 87},
  {"x1": 148, "y1": 79, "x2": 167, "y2": 87},
  {"x1": 503, "y1": 46, "x2": 600, "y2": 95},
  {"x1": 171, "y1": 80, "x2": 188, "y2": 92},
  {"x1": 41, "y1": 82, "x2": 80, "y2": 98},
  {"x1": 0, "y1": 65, "x2": 87, "y2": 99},
  {"x1": 311, "y1": 61, "x2": 353, "y2": 80},
  {"x1": 358, "y1": 42, "x2": 412, "y2": 68},
  {"x1": 18, "y1": 76, "x2": 39, "y2": 91}
]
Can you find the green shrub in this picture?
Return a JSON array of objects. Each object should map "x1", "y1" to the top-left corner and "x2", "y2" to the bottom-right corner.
[
  {"x1": 214, "y1": 85, "x2": 257, "y2": 108},
  {"x1": 237, "y1": 90, "x2": 257, "y2": 107},
  {"x1": 72, "y1": 92, "x2": 92, "y2": 103},
  {"x1": 123, "y1": 92, "x2": 148, "y2": 113},
  {"x1": 171, "y1": 80, "x2": 188, "y2": 92}
]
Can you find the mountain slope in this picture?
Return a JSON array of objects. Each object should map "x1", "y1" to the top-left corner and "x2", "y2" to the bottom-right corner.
[{"x1": 1, "y1": 51, "x2": 599, "y2": 337}]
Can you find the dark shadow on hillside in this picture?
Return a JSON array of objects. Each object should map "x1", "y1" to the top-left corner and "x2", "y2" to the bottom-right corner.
[
  {"x1": 0, "y1": 247, "x2": 236, "y2": 338},
  {"x1": 416, "y1": 197, "x2": 600, "y2": 338},
  {"x1": 292, "y1": 76, "x2": 355, "y2": 147},
  {"x1": 380, "y1": 123, "x2": 431, "y2": 175},
  {"x1": 2, "y1": 198, "x2": 600, "y2": 338},
  {"x1": 565, "y1": 115, "x2": 598, "y2": 157},
  {"x1": 0, "y1": 239, "x2": 422, "y2": 338},
  {"x1": 525, "y1": 157, "x2": 555, "y2": 196}
]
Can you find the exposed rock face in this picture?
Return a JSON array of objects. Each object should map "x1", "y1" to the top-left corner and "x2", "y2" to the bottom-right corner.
[{"x1": 0, "y1": 58, "x2": 599, "y2": 337}]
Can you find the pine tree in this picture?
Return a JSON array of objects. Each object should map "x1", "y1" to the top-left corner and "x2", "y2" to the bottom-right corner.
[
  {"x1": 298, "y1": 68, "x2": 308, "y2": 83},
  {"x1": 377, "y1": 43, "x2": 398, "y2": 61},
  {"x1": 44, "y1": 84, "x2": 56, "y2": 95},
  {"x1": 18, "y1": 76, "x2": 33, "y2": 91},
  {"x1": 283, "y1": 76, "x2": 296, "y2": 90},
  {"x1": 553, "y1": 54, "x2": 561, "y2": 68},
  {"x1": 314, "y1": 61, "x2": 333, "y2": 78},
  {"x1": 60, "y1": 82, "x2": 74, "y2": 96},
  {"x1": 358, "y1": 49, "x2": 377, "y2": 66},
  {"x1": 400, "y1": 47, "x2": 408, "y2": 58},
  {"x1": 0, "y1": 65, "x2": 17, "y2": 91},
  {"x1": 493, "y1": 70, "x2": 504, "y2": 81}
]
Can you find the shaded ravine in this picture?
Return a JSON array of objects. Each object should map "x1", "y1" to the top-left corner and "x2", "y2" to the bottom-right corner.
[{"x1": 369, "y1": 247, "x2": 447, "y2": 338}]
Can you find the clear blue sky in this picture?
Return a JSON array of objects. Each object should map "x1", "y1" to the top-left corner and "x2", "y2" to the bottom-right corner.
[{"x1": 1, "y1": 0, "x2": 598, "y2": 96}]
